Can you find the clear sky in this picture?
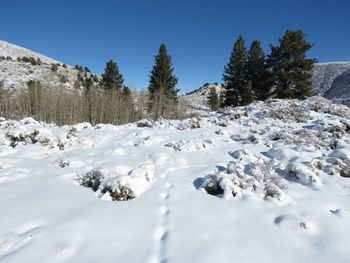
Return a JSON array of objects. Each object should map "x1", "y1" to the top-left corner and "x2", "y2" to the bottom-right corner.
[{"x1": 1, "y1": 0, "x2": 349, "y2": 93}]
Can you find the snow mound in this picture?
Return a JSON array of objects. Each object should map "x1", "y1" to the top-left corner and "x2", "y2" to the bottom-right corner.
[{"x1": 78, "y1": 164, "x2": 154, "y2": 201}]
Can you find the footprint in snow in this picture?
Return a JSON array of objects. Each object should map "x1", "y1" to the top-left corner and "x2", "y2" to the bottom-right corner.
[
  {"x1": 330, "y1": 209, "x2": 349, "y2": 217},
  {"x1": 274, "y1": 215, "x2": 318, "y2": 233},
  {"x1": 149, "y1": 182, "x2": 173, "y2": 263}
]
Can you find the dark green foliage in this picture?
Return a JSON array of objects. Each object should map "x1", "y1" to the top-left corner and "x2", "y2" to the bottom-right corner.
[
  {"x1": 50, "y1": 63, "x2": 58, "y2": 72},
  {"x1": 223, "y1": 35, "x2": 254, "y2": 107},
  {"x1": 208, "y1": 87, "x2": 219, "y2": 111},
  {"x1": 268, "y1": 30, "x2": 317, "y2": 99},
  {"x1": 75, "y1": 65, "x2": 84, "y2": 72},
  {"x1": 62, "y1": 64, "x2": 67, "y2": 68},
  {"x1": 92, "y1": 74, "x2": 99, "y2": 82},
  {"x1": 148, "y1": 44, "x2": 179, "y2": 102},
  {"x1": 20, "y1": 56, "x2": 41, "y2": 66},
  {"x1": 101, "y1": 60, "x2": 124, "y2": 90},
  {"x1": 247, "y1": 40, "x2": 271, "y2": 100},
  {"x1": 122, "y1": 86, "x2": 132, "y2": 98},
  {"x1": 84, "y1": 66, "x2": 91, "y2": 72},
  {"x1": 82, "y1": 77, "x2": 94, "y2": 94},
  {"x1": 77, "y1": 73, "x2": 84, "y2": 82},
  {"x1": 219, "y1": 88, "x2": 226, "y2": 108}
]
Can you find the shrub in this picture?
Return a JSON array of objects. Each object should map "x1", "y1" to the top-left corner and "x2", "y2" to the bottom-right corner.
[
  {"x1": 77, "y1": 169, "x2": 103, "y2": 192},
  {"x1": 50, "y1": 64, "x2": 59, "y2": 72}
]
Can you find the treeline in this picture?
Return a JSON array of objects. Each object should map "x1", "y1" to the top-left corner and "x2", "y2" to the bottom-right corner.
[
  {"x1": 208, "y1": 29, "x2": 317, "y2": 110},
  {"x1": 0, "y1": 44, "x2": 186, "y2": 125},
  {"x1": 0, "y1": 29, "x2": 317, "y2": 124}
]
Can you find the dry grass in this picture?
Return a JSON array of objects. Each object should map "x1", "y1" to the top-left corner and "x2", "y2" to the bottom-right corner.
[{"x1": 0, "y1": 81, "x2": 189, "y2": 125}]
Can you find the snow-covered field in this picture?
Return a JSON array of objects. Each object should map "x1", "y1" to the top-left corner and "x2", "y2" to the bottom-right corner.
[{"x1": 1, "y1": 97, "x2": 350, "y2": 263}]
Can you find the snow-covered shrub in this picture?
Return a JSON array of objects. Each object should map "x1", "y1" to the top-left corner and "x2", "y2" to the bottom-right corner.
[
  {"x1": 5, "y1": 129, "x2": 39, "y2": 147},
  {"x1": 78, "y1": 165, "x2": 154, "y2": 201},
  {"x1": 100, "y1": 183, "x2": 136, "y2": 201},
  {"x1": 308, "y1": 96, "x2": 350, "y2": 118},
  {"x1": 229, "y1": 111, "x2": 248, "y2": 120},
  {"x1": 203, "y1": 175, "x2": 224, "y2": 196},
  {"x1": 56, "y1": 158, "x2": 70, "y2": 168},
  {"x1": 137, "y1": 119, "x2": 153, "y2": 128},
  {"x1": 266, "y1": 101, "x2": 311, "y2": 123},
  {"x1": 78, "y1": 169, "x2": 103, "y2": 192},
  {"x1": 166, "y1": 139, "x2": 215, "y2": 151},
  {"x1": 200, "y1": 150, "x2": 286, "y2": 200},
  {"x1": 66, "y1": 127, "x2": 78, "y2": 139},
  {"x1": 287, "y1": 163, "x2": 321, "y2": 185},
  {"x1": 190, "y1": 119, "x2": 201, "y2": 129}
]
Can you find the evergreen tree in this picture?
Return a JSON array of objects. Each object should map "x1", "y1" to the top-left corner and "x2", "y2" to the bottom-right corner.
[
  {"x1": 223, "y1": 35, "x2": 254, "y2": 107},
  {"x1": 219, "y1": 88, "x2": 226, "y2": 108},
  {"x1": 208, "y1": 87, "x2": 219, "y2": 111},
  {"x1": 268, "y1": 30, "x2": 317, "y2": 99},
  {"x1": 101, "y1": 60, "x2": 124, "y2": 90},
  {"x1": 246, "y1": 40, "x2": 271, "y2": 100},
  {"x1": 148, "y1": 44, "x2": 179, "y2": 101}
]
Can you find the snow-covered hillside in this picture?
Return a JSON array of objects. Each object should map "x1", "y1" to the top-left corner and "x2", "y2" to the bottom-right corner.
[
  {"x1": 0, "y1": 40, "x2": 99, "y2": 91},
  {"x1": 179, "y1": 83, "x2": 225, "y2": 110},
  {"x1": 311, "y1": 62, "x2": 350, "y2": 97},
  {"x1": 1, "y1": 96, "x2": 350, "y2": 262}
]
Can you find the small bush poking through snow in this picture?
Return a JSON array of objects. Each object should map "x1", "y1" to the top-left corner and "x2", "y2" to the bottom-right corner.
[
  {"x1": 166, "y1": 139, "x2": 215, "y2": 151},
  {"x1": 100, "y1": 183, "x2": 136, "y2": 201},
  {"x1": 78, "y1": 169, "x2": 103, "y2": 192},
  {"x1": 137, "y1": 119, "x2": 153, "y2": 128}
]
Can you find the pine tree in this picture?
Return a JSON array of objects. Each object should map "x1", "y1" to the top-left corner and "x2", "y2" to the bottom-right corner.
[
  {"x1": 223, "y1": 35, "x2": 254, "y2": 107},
  {"x1": 148, "y1": 44, "x2": 179, "y2": 101},
  {"x1": 246, "y1": 40, "x2": 271, "y2": 100},
  {"x1": 208, "y1": 87, "x2": 219, "y2": 111},
  {"x1": 219, "y1": 88, "x2": 226, "y2": 108},
  {"x1": 101, "y1": 60, "x2": 124, "y2": 90},
  {"x1": 268, "y1": 30, "x2": 317, "y2": 99}
]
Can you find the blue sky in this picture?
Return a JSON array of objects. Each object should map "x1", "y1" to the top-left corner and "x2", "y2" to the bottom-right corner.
[{"x1": 1, "y1": 0, "x2": 349, "y2": 93}]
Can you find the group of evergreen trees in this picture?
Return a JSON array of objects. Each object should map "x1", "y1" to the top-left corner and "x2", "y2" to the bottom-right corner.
[
  {"x1": 95, "y1": 44, "x2": 179, "y2": 119},
  {"x1": 219, "y1": 29, "x2": 317, "y2": 108},
  {"x1": 92, "y1": 29, "x2": 317, "y2": 116}
]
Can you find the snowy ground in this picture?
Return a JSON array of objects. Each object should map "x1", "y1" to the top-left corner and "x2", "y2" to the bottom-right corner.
[{"x1": 1, "y1": 97, "x2": 350, "y2": 263}]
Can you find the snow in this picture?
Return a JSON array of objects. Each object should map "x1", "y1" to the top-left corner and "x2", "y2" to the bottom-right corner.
[
  {"x1": 0, "y1": 40, "x2": 99, "y2": 91},
  {"x1": 1, "y1": 97, "x2": 350, "y2": 262}
]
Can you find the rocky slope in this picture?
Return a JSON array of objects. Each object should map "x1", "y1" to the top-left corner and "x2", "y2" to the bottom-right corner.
[
  {"x1": 0, "y1": 40, "x2": 99, "y2": 91},
  {"x1": 311, "y1": 62, "x2": 350, "y2": 98}
]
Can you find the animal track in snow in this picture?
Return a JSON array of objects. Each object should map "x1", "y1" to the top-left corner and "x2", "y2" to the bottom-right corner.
[
  {"x1": 149, "y1": 182, "x2": 173, "y2": 263},
  {"x1": 0, "y1": 226, "x2": 41, "y2": 259}
]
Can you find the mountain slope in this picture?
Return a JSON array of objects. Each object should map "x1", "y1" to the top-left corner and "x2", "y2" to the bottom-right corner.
[
  {"x1": 0, "y1": 40, "x2": 99, "y2": 91},
  {"x1": 311, "y1": 62, "x2": 350, "y2": 97}
]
